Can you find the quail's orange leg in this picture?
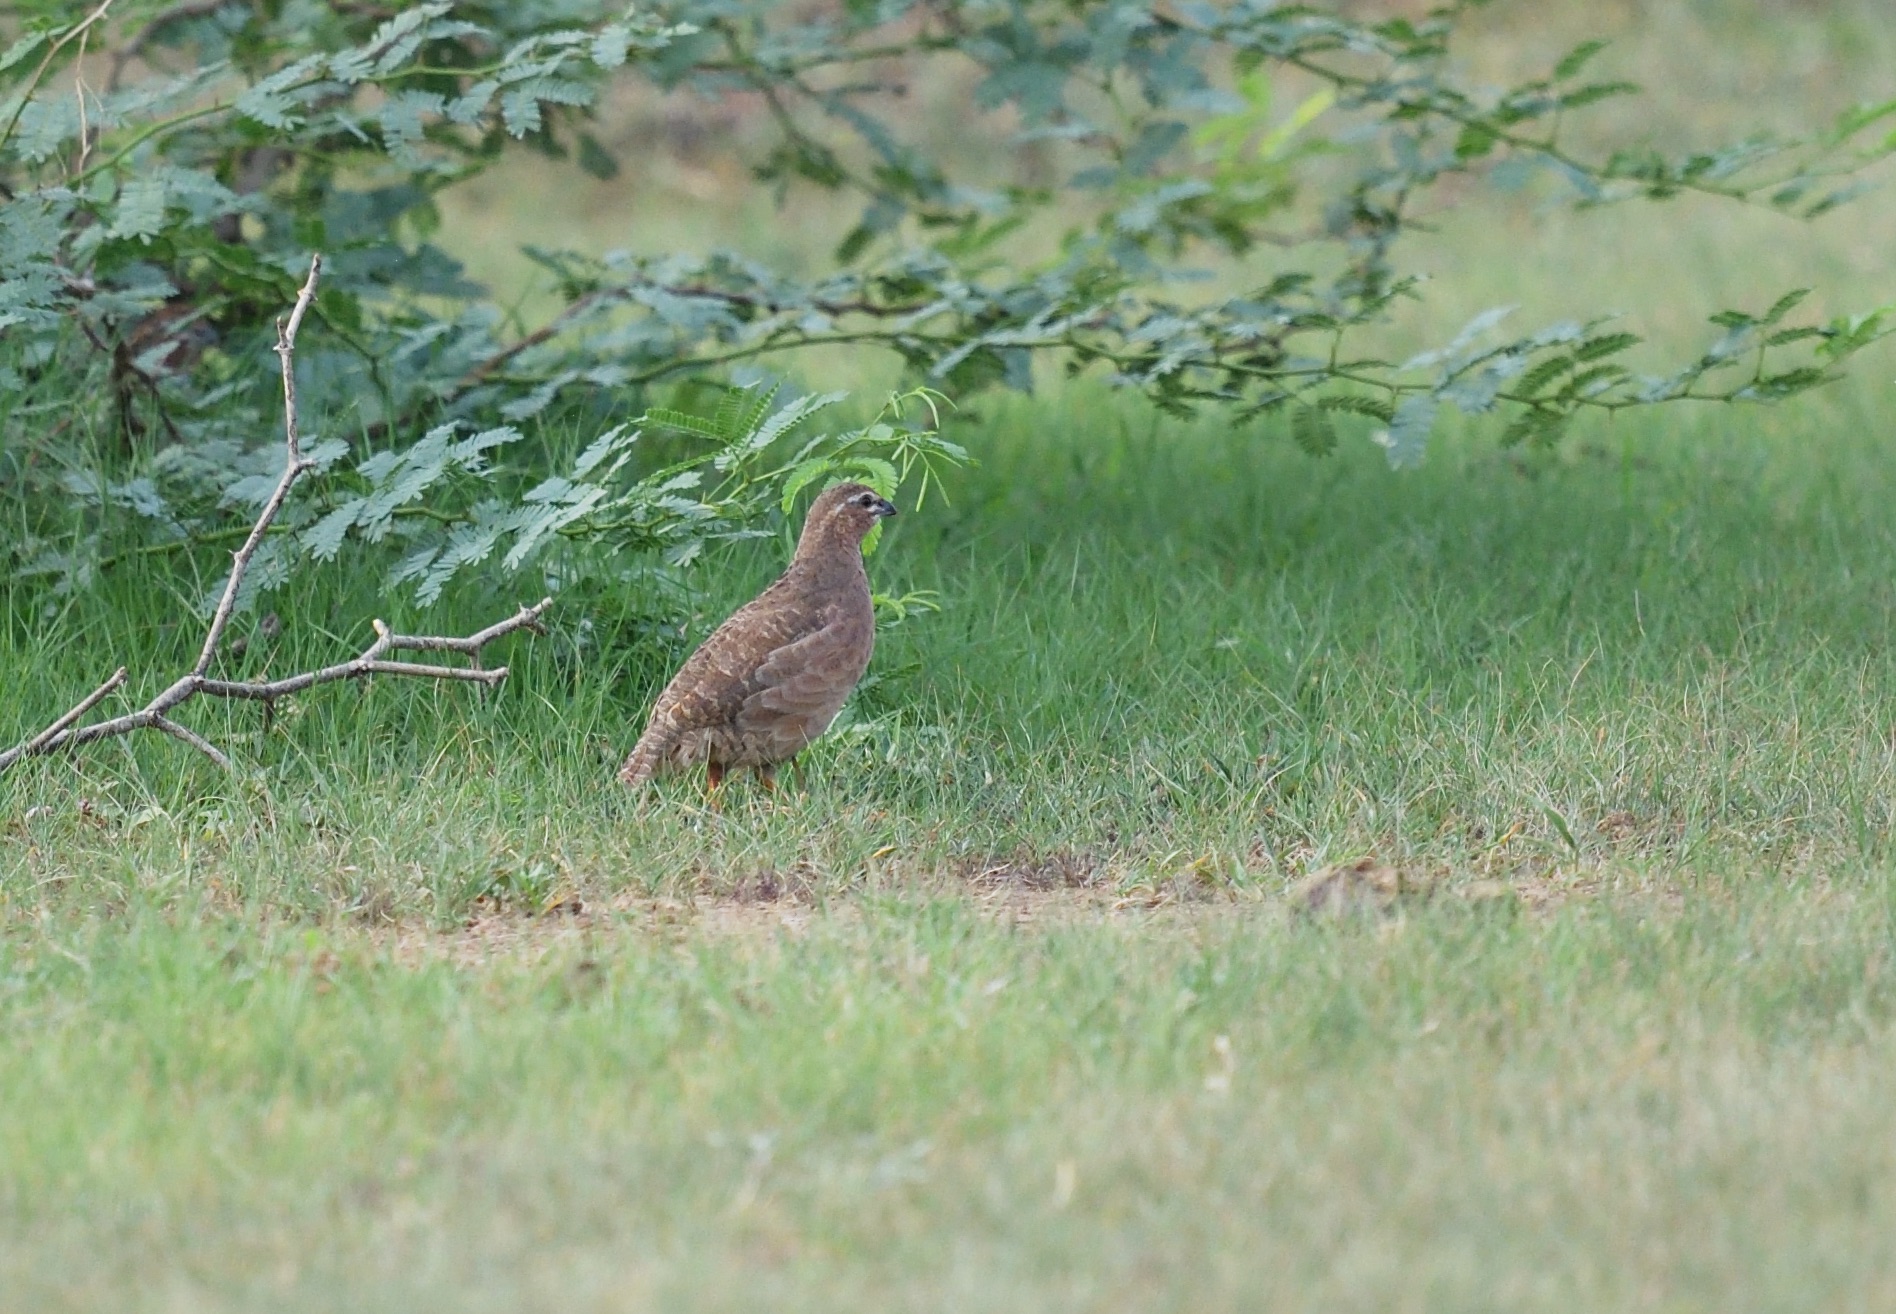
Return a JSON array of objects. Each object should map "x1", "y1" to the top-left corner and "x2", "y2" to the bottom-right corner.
[
  {"x1": 756, "y1": 765, "x2": 777, "y2": 795},
  {"x1": 704, "y1": 760, "x2": 726, "y2": 810}
]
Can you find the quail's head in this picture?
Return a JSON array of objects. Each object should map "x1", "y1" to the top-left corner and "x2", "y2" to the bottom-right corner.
[{"x1": 803, "y1": 481, "x2": 898, "y2": 549}]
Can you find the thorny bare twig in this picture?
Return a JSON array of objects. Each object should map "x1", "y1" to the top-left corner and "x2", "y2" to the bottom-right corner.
[
  {"x1": 73, "y1": 20, "x2": 95, "y2": 175},
  {"x1": 0, "y1": 0, "x2": 115, "y2": 158},
  {"x1": 0, "y1": 254, "x2": 553, "y2": 777}
]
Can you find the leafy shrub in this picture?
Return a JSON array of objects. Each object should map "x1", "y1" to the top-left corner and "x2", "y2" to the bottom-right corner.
[{"x1": 2, "y1": 0, "x2": 1893, "y2": 612}]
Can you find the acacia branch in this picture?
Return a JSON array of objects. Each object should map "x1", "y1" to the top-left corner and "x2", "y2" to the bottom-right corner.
[
  {"x1": 106, "y1": 0, "x2": 233, "y2": 93},
  {"x1": 0, "y1": 254, "x2": 553, "y2": 777},
  {"x1": 455, "y1": 288, "x2": 611, "y2": 389},
  {"x1": 451, "y1": 278, "x2": 936, "y2": 397}
]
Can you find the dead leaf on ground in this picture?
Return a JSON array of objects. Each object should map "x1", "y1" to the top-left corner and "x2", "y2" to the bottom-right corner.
[
  {"x1": 1459, "y1": 879, "x2": 1519, "y2": 907},
  {"x1": 1597, "y1": 809, "x2": 1639, "y2": 842},
  {"x1": 957, "y1": 848, "x2": 1102, "y2": 892}
]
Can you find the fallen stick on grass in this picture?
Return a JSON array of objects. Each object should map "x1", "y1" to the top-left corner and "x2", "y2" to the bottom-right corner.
[{"x1": 0, "y1": 254, "x2": 551, "y2": 776}]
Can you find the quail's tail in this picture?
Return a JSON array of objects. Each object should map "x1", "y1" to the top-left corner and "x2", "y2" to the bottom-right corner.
[{"x1": 617, "y1": 725, "x2": 677, "y2": 790}]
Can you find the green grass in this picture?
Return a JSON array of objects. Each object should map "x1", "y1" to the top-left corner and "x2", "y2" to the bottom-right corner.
[
  {"x1": 4, "y1": 883, "x2": 1896, "y2": 1311},
  {"x1": 8, "y1": 379, "x2": 1896, "y2": 1307}
]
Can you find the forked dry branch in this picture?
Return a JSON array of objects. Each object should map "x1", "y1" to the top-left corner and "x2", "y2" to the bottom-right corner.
[{"x1": 0, "y1": 254, "x2": 552, "y2": 776}]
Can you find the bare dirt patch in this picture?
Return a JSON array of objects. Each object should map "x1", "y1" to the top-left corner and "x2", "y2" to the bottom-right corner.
[
  {"x1": 357, "y1": 871, "x2": 1238, "y2": 966},
  {"x1": 343, "y1": 843, "x2": 1687, "y2": 968}
]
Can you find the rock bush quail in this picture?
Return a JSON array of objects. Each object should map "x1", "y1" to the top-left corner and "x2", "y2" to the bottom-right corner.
[{"x1": 618, "y1": 482, "x2": 898, "y2": 794}]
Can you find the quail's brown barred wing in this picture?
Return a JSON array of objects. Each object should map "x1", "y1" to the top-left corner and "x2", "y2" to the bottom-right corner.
[
  {"x1": 618, "y1": 482, "x2": 897, "y2": 793},
  {"x1": 736, "y1": 611, "x2": 876, "y2": 760},
  {"x1": 651, "y1": 592, "x2": 823, "y2": 733}
]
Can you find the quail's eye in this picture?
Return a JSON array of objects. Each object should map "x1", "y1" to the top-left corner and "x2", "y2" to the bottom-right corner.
[{"x1": 856, "y1": 493, "x2": 876, "y2": 507}]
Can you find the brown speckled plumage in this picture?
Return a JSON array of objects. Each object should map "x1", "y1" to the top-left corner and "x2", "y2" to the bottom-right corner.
[{"x1": 618, "y1": 482, "x2": 897, "y2": 792}]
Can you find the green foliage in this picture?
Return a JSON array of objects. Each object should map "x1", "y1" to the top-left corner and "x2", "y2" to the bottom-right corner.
[
  {"x1": 273, "y1": 382, "x2": 961, "y2": 607},
  {"x1": 2, "y1": 0, "x2": 1894, "y2": 613}
]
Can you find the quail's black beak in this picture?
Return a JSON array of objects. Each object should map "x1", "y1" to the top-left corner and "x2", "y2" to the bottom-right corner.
[{"x1": 874, "y1": 497, "x2": 898, "y2": 519}]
